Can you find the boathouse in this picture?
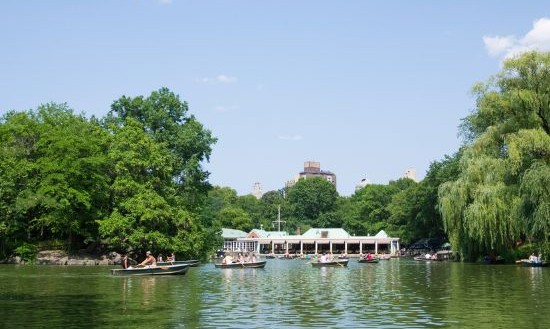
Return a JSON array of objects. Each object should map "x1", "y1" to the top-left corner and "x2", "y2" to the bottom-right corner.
[{"x1": 222, "y1": 227, "x2": 400, "y2": 256}]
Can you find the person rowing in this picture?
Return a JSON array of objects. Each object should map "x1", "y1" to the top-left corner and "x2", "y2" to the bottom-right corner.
[{"x1": 139, "y1": 251, "x2": 157, "y2": 267}]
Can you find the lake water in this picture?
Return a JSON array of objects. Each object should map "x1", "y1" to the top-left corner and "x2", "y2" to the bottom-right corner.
[{"x1": 0, "y1": 258, "x2": 548, "y2": 328}]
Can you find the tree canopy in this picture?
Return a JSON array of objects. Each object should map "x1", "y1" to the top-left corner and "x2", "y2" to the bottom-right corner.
[
  {"x1": 0, "y1": 88, "x2": 218, "y2": 260},
  {"x1": 439, "y1": 51, "x2": 550, "y2": 261}
]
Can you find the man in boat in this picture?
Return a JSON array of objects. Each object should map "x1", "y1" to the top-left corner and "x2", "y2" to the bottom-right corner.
[
  {"x1": 121, "y1": 254, "x2": 130, "y2": 269},
  {"x1": 222, "y1": 254, "x2": 233, "y2": 265},
  {"x1": 140, "y1": 251, "x2": 157, "y2": 267}
]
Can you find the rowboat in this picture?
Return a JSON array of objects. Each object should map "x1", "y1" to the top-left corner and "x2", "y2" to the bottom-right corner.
[
  {"x1": 414, "y1": 255, "x2": 435, "y2": 261},
  {"x1": 516, "y1": 259, "x2": 548, "y2": 267},
  {"x1": 311, "y1": 259, "x2": 349, "y2": 267},
  {"x1": 111, "y1": 264, "x2": 190, "y2": 276},
  {"x1": 214, "y1": 261, "x2": 267, "y2": 268},
  {"x1": 157, "y1": 260, "x2": 200, "y2": 267},
  {"x1": 358, "y1": 258, "x2": 380, "y2": 264}
]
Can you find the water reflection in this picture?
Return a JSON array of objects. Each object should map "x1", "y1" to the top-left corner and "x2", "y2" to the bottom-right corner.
[{"x1": 1, "y1": 260, "x2": 550, "y2": 328}]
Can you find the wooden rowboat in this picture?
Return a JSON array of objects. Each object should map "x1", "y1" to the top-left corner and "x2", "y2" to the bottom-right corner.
[
  {"x1": 516, "y1": 259, "x2": 549, "y2": 267},
  {"x1": 214, "y1": 261, "x2": 267, "y2": 268},
  {"x1": 111, "y1": 264, "x2": 190, "y2": 276},
  {"x1": 311, "y1": 259, "x2": 349, "y2": 267},
  {"x1": 358, "y1": 258, "x2": 380, "y2": 264},
  {"x1": 157, "y1": 260, "x2": 200, "y2": 267}
]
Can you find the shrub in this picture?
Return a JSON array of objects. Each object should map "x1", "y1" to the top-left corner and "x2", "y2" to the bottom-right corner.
[{"x1": 14, "y1": 243, "x2": 39, "y2": 263}]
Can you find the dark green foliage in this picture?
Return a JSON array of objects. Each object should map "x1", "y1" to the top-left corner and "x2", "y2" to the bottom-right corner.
[
  {"x1": 0, "y1": 104, "x2": 110, "y2": 256},
  {"x1": 286, "y1": 177, "x2": 338, "y2": 229},
  {"x1": 0, "y1": 88, "x2": 217, "y2": 260},
  {"x1": 14, "y1": 243, "x2": 38, "y2": 263}
]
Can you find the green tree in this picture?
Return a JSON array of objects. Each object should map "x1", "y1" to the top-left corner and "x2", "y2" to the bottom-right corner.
[
  {"x1": 237, "y1": 194, "x2": 264, "y2": 229},
  {"x1": 0, "y1": 104, "x2": 110, "y2": 255},
  {"x1": 387, "y1": 152, "x2": 461, "y2": 245},
  {"x1": 286, "y1": 177, "x2": 338, "y2": 229},
  {"x1": 0, "y1": 111, "x2": 41, "y2": 257},
  {"x1": 106, "y1": 87, "x2": 217, "y2": 210},
  {"x1": 260, "y1": 190, "x2": 289, "y2": 231},
  {"x1": 217, "y1": 206, "x2": 252, "y2": 232},
  {"x1": 99, "y1": 88, "x2": 217, "y2": 259},
  {"x1": 439, "y1": 52, "x2": 550, "y2": 261}
]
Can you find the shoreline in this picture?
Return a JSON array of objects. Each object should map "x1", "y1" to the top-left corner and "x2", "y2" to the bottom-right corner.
[{"x1": 2, "y1": 249, "x2": 122, "y2": 266}]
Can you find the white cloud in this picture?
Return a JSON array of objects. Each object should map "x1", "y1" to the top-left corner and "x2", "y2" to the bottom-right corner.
[
  {"x1": 484, "y1": 18, "x2": 550, "y2": 58},
  {"x1": 278, "y1": 135, "x2": 302, "y2": 141},
  {"x1": 198, "y1": 74, "x2": 238, "y2": 84},
  {"x1": 483, "y1": 35, "x2": 516, "y2": 56},
  {"x1": 216, "y1": 74, "x2": 237, "y2": 83}
]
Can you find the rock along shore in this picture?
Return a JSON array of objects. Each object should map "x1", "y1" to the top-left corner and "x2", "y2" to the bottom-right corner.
[{"x1": 2, "y1": 250, "x2": 123, "y2": 266}]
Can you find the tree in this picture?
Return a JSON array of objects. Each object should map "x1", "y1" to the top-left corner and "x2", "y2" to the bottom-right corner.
[
  {"x1": 439, "y1": 51, "x2": 550, "y2": 261},
  {"x1": 387, "y1": 152, "x2": 461, "y2": 245},
  {"x1": 106, "y1": 87, "x2": 217, "y2": 210},
  {"x1": 0, "y1": 104, "x2": 110, "y2": 255},
  {"x1": 347, "y1": 179, "x2": 413, "y2": 236},
  {"x1": 99, "y1": 88, "x2": 217, "y2": 258},
  {"x1": 260, "y1": 189, "x2": 289, "y2": 231},
  {"x1": 286, "y1": 177, "x2": 338, "y2": 229}
]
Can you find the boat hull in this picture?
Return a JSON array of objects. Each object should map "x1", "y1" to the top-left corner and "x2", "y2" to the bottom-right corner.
[
  {"x1": 111, "y1": 264, "x2": 190, "y2": 276},
  {"x1": 157, "y1": 260, "x2": 200, "y2": 267},
  {"x1": 215, "y1": 261, "x2": 267, "y2": 268},
  {"x1": 358, "y1": 258, "x2": 380, "y2": 264},
  {"x1": 517, "y1": 259, "x2": 548, "y2": 267},
  {"x1": 311, "y1": 260, "x2": 349, "y2": 267}
]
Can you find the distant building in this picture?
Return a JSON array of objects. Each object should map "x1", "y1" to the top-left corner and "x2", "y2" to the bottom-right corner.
[
  {"x1": 286, "y1": 161, "x2": 337, "y2": 188},
  {"x1": 403, "y1": 168, "x2": 417, "y2": 182},
  {"x1": 224, "y1": 227, "x2": 400, "y2": 255},
  {"x1": 251, "y1": 182, "x2": 263, "y2": 199},
  {"x1": 355, "y1": 176, "x2": 370, "y2": 191}
]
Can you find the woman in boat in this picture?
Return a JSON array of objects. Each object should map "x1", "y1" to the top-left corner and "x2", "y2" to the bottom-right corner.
[
  {"x1": 140, "y1": 251, "x2": 157, "y2": 267},
  {"x1": 167, "y1": 252, "x2": 176, "y2": 262}
]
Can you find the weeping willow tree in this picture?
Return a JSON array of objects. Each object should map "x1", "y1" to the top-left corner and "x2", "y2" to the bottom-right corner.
[{"x1": 439, "y1": 51, "x2": 550, "y2": 261}]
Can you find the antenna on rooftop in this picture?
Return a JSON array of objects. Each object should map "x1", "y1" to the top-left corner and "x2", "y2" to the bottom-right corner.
[{"x1": 272, "y1": 205, "x2": 286, "y2": 232}]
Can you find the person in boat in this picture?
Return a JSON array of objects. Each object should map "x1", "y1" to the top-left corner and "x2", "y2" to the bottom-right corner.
[
  {"x1": 222, "y1": 254, "x2": 233, "y2": 265},
  {"x1": 158, "y1": 254, "x2": 164, "y2": 262},
  {"x1": 121, "y1": 254, "x2": 130, "y2": 269},
  {"x1": 251, "y1": 253, "x2": 257, "y2": 263},
  {"x1": 366, "y1": 253, "x2": 373, "y2": 260},
  {"x1": 140, "y1": 251, "x2": 157, "y2": 267},
  {"x1": 320, "y1": 253, "x2": 327, "y2": 263},
  {"x1": 167, "y1": 252, "x2": 176, "y2": 262},
  {"x1": 425, "y1": 252, "x2": 432, "y2": 260}
]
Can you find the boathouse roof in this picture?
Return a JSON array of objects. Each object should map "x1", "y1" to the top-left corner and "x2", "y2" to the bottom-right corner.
[
  {"x1": 248, "y1": 229, "x2": 288, "y2": 239},
  {"x1": 301, "y1": 228, "x2": 351, "y2": 239},
  {"x1": 375, "y1": 230, "x2": 388, "y2": 238},
  {"x1": 222, "y1": 228, "x2": 248, "y2": 239}
]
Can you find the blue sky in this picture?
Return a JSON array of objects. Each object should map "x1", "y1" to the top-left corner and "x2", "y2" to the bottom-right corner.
[{"x1": 1, "y1": 1, "x2": 549, "y2": 196}]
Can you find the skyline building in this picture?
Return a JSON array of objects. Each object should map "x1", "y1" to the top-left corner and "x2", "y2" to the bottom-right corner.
[{"x1": 286, "y1": 161, "x2": 337, "y2": 189}]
